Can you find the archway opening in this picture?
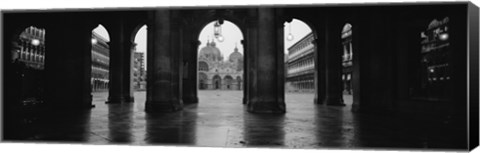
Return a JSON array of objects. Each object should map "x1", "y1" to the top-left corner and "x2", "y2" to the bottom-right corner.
[
  {"x1": 284, "y1": 19, "x2": 316, "y2": 106},
  {"x1": 91, "y1": 24, "x2": 110, "y2": 103},
  {"x1": 224, "y1": 75, "x2": 234, "y2": 90},
  {"x1": 212, "y1": 75, "x2": 222, "y2": 90},
  {"x1": 197, "y1": 20, "x2": 244, "y2": 102},
  {"x1": 132, "y1": 25, "x2": 148, "y2": 101},
  {"x1": 341, "y1": 23, "x2": 353, "y2": 106},
  {"x1": 10, "y1": 26, "x2": 47, "y2": 107}
]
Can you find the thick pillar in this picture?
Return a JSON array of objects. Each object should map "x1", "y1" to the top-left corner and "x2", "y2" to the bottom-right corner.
[
  {"x1": 182, "y1": 40, "x2": 200, "y2": 104},
  {"x1": 242, "y1": 40, "x2": 249, "y2": 104},
  {"x1": 106, "y1": 19, "x2": 134, "y2": 104},
  {"x1": 145, "y1": 10, "x2": 183, "y2": 112},
  {"x1": 351, "y1": 15, "x2": 365, "y2": 112},
  {"x1": 323, "y1": 17, "x2": 345, "y2": 106},
  {"x1": 45, "y1": 20, "x2": 93, "y2": 109},
  {"x1": 247, "y1": 8, "x2": 286, "y2": 113}
]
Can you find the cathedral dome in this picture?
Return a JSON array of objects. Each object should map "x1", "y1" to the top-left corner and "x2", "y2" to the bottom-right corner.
[
  {"x1": 228, "y1": 45, "x2": 243, "y2": 62},
  {"x1": 199, "y1": 40, "x2": 223, "y2": 61}
]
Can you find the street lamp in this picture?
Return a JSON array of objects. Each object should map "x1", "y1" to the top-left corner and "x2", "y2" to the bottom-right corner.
[
  {"x1": 286, "y1": 22, "x2": 294, "y2": 41},
  {"x1": 91, "y1": 38, "x2": 98, "y2": 44},
  {"x1": 214, "y1": 20, "x2": 224, "y2": 42},
  {"x1": 31, "y1": 39, "x2": 40, "y2": 46}
]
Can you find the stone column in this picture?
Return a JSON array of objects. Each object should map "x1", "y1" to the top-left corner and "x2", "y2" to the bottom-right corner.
[
  {"x1": 145, "y1": 10, "x2": 183, "y2": 112},
  {"x1": 323, "y1": 17, "x2": 345, "y2": 106},
  {"x1": 107, "y1": 20, "x2": 134, "y2": 104},
  {"x1": 242, "y1": 40, "x2": 249, "y2": 104},
  {"x1": 247, "y1": 8, "x2": 286, "y2": 113},
  {"x1": 45, "y1": 21, "x2": 94, "y2": 109},
  {"x1": 182, "y1": 40, "x2": 201, "y2": 104}
]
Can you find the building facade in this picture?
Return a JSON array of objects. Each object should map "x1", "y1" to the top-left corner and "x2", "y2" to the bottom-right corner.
[
  {"x1": 10, "y1": 26, "x2": 46, "y2": 103},
  {"x1": 91, "y1": 32, "x2": 110, "y2": 92},
  {"x1": 198, "y1": 40, "x2": 243, "y2": 90},
  {"x1": 285, "y1": 33, "x2": 315, "y2": 92},
  {"x1": 133, "y1": 51, "x2": 147, "y2": 90},
  {"x1": 13, "y1": 26, "x2": 46, "y2": 70}
]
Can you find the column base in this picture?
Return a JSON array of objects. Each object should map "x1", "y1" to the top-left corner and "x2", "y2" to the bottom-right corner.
[
  {"x1": 247, "y1": 98, "x2": 286, "y2": 113},
  {"x1": 183, "y1": 95, "x2": 198, "y2": 104},
  {"x1": 106, "y1": 95, "x2": 134, "y2": 104},
  {"x1": 324, "y1": 96, "x2": 345, "y2": 106},
  {"x1": 145, "y1": 100, "x2": 183, "y2": 113}
]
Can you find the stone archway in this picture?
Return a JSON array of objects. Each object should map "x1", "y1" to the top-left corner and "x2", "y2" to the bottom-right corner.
[
  {"x1": 198, "y1": 72, "x2": 208, "y2": 90},
  {"x1": 224, "y1": 75, "x2": 234, "y2": 90},
  {"x1": 212, "y1": 75, "x2": 222, "y2": 90}
]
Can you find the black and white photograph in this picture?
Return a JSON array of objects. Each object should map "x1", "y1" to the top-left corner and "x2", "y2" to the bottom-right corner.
[{"x1": 1, "y1": 0, "x2": 479, "y2": 152}]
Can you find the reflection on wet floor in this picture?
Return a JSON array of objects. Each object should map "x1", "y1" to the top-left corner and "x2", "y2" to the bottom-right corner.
[{"x1": 5, "y1": 91, "x2": 467, "y2": 150}]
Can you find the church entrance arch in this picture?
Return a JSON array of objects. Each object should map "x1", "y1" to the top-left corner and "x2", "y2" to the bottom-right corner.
[
  {"x1": 212, "y1": 75, "x2": 222, "y2": 90},
  {"x1": 198, "y1": 72, "x2": 208, "y2": 89},
  {"x1": 224, "y1": 75, "x2": 233, "y2": 90}
]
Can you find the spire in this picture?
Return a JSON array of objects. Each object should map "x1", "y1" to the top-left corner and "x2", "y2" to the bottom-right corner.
[
  {"x1": 234, "y1": 43, "x2": 238, "y2": 52},
  {"x1": 206, "y1": 36, "x2": 211, "y2": 46},
  {"x1": 210, "y1": 38, "x2": 216, "y2": 46}
]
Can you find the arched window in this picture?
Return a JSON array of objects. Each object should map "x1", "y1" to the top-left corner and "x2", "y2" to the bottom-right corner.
[
  {"x1": 91, "y1": 25, "x2": 110, "y2": 92},
  {"x1": 199, "y1": 61, "x2": 209, "y2": 71},
  {"x1": 212, "y1": 75, "x2": 222, "y2": 90},
  {"x1": 224, "y1": 75, "x2": 233, "y2": 90},
  {"x1": 198, "y1": 72, "x2": 208, "y2": 90}
]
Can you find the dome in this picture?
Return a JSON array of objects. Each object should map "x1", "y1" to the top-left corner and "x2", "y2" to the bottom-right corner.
[
  {"x1": 228, "y1": 45, "x2": 243, "y2": 62},
  {"x1": 199, "y1": 40, "x2": 223, "y2": 61}
]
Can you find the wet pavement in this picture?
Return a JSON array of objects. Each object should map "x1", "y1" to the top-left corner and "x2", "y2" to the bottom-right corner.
[{"x1": 5, "y1": 91, "x2": 467, "y2": 150}]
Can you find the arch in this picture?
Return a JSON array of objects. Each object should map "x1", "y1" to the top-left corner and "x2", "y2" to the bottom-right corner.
[
  {"x1": 92, "y1": 24, "x2": 110, "y2": 42},
  {"x1": 91, "y1": 24, "x2": 111, "y2": 92},
  {"x1": 284, "y1": 18, "x2": 317, "y2": 94},
  {"x1": 224, "y1": 75, "x2": 234, "y2": 90},
  {"x1": 236, "y1": 76, "x2": 242, "y2": 81},
  {"x1": 212, "y1": 75, "x2": 222, "y2": 90},
  {"x1": 341, "y1": 23, "x2": 353, "y2": 96},
  {"x1": 131, "y1": 23, "x2": 148, "y2": 43},
  {"x1": 198, "y1": 61, "x2": 209, "y2": 71},
  {"x1": 198, "y1": 72, "x2": 208, "y2": 90},
  {"x1": 132, "y1": 24, "x2": 148, "y2": 91},
  {"x1": 9, "y1": 25, "x2": 47, "y2": 103},
  {"x1": 195, "y1": 12, "x2": 246, "y2": 102},
  {"x1": 236, "y1": 76, "x2": 242, "y2": 90}
]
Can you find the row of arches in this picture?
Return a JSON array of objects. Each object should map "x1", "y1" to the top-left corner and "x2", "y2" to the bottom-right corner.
[
  {"x1": 5, "y1": 8, "x2": 456, "y2": 115},
  {"x1": 7, "y1": 17, "x2": 355, "y2": 108},
  {"x1": 198, "y1": 73, "x2": 243, "y2": 90}
]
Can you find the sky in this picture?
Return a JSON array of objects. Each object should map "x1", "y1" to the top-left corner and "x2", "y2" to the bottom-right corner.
[{"x1": 92, "y1": 18, "x2": 312, "y2": 69}]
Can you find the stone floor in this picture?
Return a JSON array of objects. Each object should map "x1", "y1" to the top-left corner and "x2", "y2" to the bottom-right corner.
[{"x1": 5, "y1": 91, "x2": 467, "y2": 150}]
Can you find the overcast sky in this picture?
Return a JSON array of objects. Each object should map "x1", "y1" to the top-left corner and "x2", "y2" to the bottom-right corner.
[{"x1": 92, "y1": 18, "x2": 312, "y2": 69}]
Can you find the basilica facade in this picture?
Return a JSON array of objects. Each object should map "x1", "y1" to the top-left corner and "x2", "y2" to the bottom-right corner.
[{"x1": 198, "y1": 40, "x2": 243, "y2": 90}]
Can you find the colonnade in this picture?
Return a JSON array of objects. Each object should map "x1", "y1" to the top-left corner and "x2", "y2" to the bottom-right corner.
[{"x1": 3, "y1": 5, "x2": 471, "y2": 118}]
